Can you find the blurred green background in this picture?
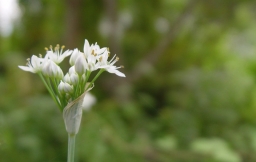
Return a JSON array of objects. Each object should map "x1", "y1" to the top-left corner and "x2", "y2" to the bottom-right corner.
[{"x1": 1, "y1": 0, "x2": 256, "y2": 161}]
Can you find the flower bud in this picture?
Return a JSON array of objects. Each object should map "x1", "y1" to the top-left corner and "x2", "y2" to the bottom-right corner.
[
  {"x1": 70, "y1": 73, "x2": 79, "y2": 85},
  {"x1": 69, "y1": 66, "x2": 76, "y2": 75},
  {"x1": 42, "y1": 60, "x2": 63, "y2": 79},
  {"x1": 69, "y1": 48, "x2": 80, "y2": 66},
  {"x1": 63, "y1": 73, "x2": 71, "y2": 84},
  {"x1": 83, "y1": 39, "x2": 91, "y2": 58},
  {"x1": 58, "y1": 81, "x2": 73, "y2": 94},
  {"x1": 75, "y1": 55, "x2": 87, "y2": 75}
]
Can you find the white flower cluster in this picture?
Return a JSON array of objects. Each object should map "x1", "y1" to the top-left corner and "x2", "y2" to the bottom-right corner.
[{"x1": 18, "y1": 39, "x2": 125, "y2": 110}]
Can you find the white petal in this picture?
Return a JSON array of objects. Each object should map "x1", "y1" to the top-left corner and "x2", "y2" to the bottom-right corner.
[
  {"x1": 57, "y1": 66, "x2": 64, "y2": 79},
  {"x1": 69, "y1": 49, "x2": 80, "y2": 66},
  {"x1": 69, "y1": 66, "x2": 76, "y2": 75},
  {"x1": 70, "y1": 73, "x2": 79, "y2": 85},
  {"x1": 18, "y1": 66, "x2": 35, "y2": 73},
  {"x1": 106, "y1": 66, "x2": 126, "y2": 77},
  {"x1": 83, "y1": 39, "x2": 90, "y2": 57},
  {"x1": 110, "y1": 69, "x2": 126, "y2": 77},
  {"x1": 96, "y1": 47, "x2": 107, "y2": 55},
  {"x1": 75, "y1": 55, "x2": 87, "y2": 75},
  {"x1": 42, "y1": 60, "x2": 60, "y2": 77},
  {"x1": 58, "y1": 81, "x2": 65, "y2": 93},
  {"x1": 63, "y1": 50, "x2": 72, "y2": 57},
  {"x1": 59, "y1": 50, "x2": 72, "y2": 63},
  {"x1": 64, "y1": 73, "x2": 71, "y2": 84},
  {"x1": 31, "y1": 55, "x2": 43, "y2": 71}
]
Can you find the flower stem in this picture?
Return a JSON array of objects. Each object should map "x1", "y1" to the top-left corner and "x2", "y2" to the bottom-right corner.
[
  {"x1": 38, "y1": 73, "x2": 62, "y2": 110},
  {"x1": 86, "y1": 69, "x2": 104, "y2": 91},
  {"x1": 67, "y1": 134, "x2": 76, "y2": 162}
]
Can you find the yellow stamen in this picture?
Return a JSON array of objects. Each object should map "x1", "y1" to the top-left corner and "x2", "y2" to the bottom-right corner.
[
  {"x1": 61, "y1": 45, "x2": 65, "y2": 49},
  {"x1": 99, "y1": 56, "x2": 102, "y2": 62},
  {"x1": 45, "y1": 47, "x2": 48, "y2": 51},
  {"x1": 39, "y1": 54, "x2": 42, "y2": 58},
  {"x1": 55, "y1": 44, "x2": 60, "y2": 50},
  {"x1": 120, "y1": 65, "x2": 124, "y2": 68},
  {"x1": 50, "y1": 45, "x2": 53, "y2": 49},
  {"x1": 26, "y1": 58, "x2": 30, "y2": 65},
  {"x1": 116, "y1": 57, "x2": 119, "y2": 61}
]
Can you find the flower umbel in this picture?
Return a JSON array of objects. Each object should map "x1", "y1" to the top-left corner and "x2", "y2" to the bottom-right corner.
[
  {"x1": 18, "y1": 38, "x2": 125, "y2": 111},
  {"x1": 18, "y1": 39, "x2": 125, "y2": 162}
]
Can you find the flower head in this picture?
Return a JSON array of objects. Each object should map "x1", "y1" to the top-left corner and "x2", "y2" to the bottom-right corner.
[
  {"x1": 19, "y1": 38, "x2": 125, "y2": 112},
  {"x1": 19, "y1": 38, "x2": 126, "y2": 138}
]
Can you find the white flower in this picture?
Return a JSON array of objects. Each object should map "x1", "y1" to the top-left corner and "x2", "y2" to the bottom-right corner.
[
  {"x1": 58, "y1": 81, "x2": 73, "y2": 94},
  {"x1": 42, "y1": 60, "x2": 64, "y2": 79},
  {"x1": 104, "y1": 65, "x2": 126, "y2": 77},
  {"x1": 91, "y1": 43, "x2": 106, "y2": 55},
  {"x1": 82, "y1": 40, "x2": 98, "y2": 71},
  {"x1": 97, "y1": 52, "x2": 126, "y2": 77},
  {"x1": 70, "y1": 73, "x2": 79, "y2": 85},
  {"x1": 69, "y1": 48, "x2": 81, "y2": 66},
  {"x1": 63, "y1": 73, "x2": 71, "y2": 84},
  {"x1": 86, "y1": 46, "x2": 99, "y2": 71},
  {"x1": 69, "y1": 66, "x2": 76, "y2": 75},
  {"x1": 18, "y1": 55, "x2": 44, "y2": 73},
  {"x1": 45, "y1": 44, "x2": 72, "y2": 64},
  {"x1": 83, "y1": 39, "x2": 91, "y2": 58},
  {"x1": 74, "y1": 55, "x2": 87, "y2": 75}
]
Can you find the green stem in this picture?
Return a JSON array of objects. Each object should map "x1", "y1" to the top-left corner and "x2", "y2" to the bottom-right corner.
[
  {"x1": 82, "y1": 71, "x2": 91, "y2": 92},
  {"x1": 73, "y1": 75, "x2": 81, "y2": 99},
  {"x1": 67, "y1": 134, "x2": 76, "y2": 162},
  {"x1": 52, "y1": 78, "x2": 64, "y2": 108},
  {"x1": 86, "y1": 69, "x2": 105, "y2": 91},
  {"x1": 38, "y1": 73, "x2": 62, "y2": 110}
]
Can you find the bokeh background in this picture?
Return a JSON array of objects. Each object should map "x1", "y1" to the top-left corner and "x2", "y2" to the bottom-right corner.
[{"x1": 1, "y1": 0, "x2": 256, "y2": 161}]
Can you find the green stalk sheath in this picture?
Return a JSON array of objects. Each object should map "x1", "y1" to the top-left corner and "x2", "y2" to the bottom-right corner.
[{"x1": 67, "y1": 134, "x2": 76, "y2": 162}]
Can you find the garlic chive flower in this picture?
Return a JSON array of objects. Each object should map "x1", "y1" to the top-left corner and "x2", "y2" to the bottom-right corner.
[
  {"x1": 45, "y1": 44, "x2": 72, "y2": 64},
  {"x1": 75, "y1": 55, "x2": 87, "y2": 76},
  {"x1": 19, "y1": 38, "x2": 125, "y2": 111},
  {"x1": 18, "y1": 55, "x2": 45, "y2": 73},
  {"x1": 69, "y1": 48, "x2": 81, "y2": 66},
  {"x1": 97, "y1": 52, "x2": 126, "y2": 77},
  {"x1": 42, "y1": 60, "x2": 64, "y2": 79},
  {"x1": 58, "y1": 81, "x2": 73, "y2": 94}
]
